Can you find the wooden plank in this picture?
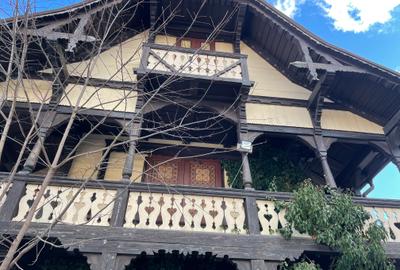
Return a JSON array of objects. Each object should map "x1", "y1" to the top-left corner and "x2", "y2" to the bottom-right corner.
[{"x1": 384, "y1": 109, "x2": 400, "y2": 134}]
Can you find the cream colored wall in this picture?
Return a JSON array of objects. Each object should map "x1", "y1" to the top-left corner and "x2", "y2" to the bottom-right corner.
[
  {"x1": 241, "y1": 42, "x2": 311, "y2": 100},
  {"x1": 44, "y1": 30, "x2": 149, "y2": 82},
  {"x1": 104, "y1": 152, "x2": 146, "y2": 182},
  {"x1": 0, "y1": 79, "x2": 52, "y2": 104},
  {"x1": 68, "y1": 136, "x2": 106, "y2": 179},
  {"x1": 60, "y1": 84, "x2": 137, "y2": 112},
  {"x1": 246, "y1": 103, "x2": 313, "y2": 128},
  {"x1": 321, "y1": 109, "x2": 384, "y2": 134}
]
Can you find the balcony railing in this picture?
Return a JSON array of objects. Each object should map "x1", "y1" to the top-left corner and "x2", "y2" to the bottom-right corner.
[
  {"x1": 1, "y1": 173, "x2": 400, "y2": 242},
  {"x1": 136, "y1": 43, "x2": 251, "y2": 86}
]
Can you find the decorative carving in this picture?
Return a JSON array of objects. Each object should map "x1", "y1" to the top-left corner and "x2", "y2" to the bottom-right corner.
[
  {"x1": 147, "y1": 160, "x2": 179, "y2": 184},
  {"x1": 256, "y1": 200, "x2": 304, "y2": 237},
  {"x1": 14, "y1": 184, "x2": 116, "y2": 226},
  {"x1": 189, "y1": 161, "x2": 216, "y2": 187},
  {"x1": 125, "y1": 192, "x2": 246, "y2": 234}
]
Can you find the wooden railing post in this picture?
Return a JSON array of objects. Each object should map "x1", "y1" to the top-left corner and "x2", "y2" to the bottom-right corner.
[
  {"x1": 244, "y1": 196, "x2": 260, "y2": 234},
  {"x1": 110, "y1": 188, "x2": 129, "y2": 227},
  {"x1": 0, "y1": 180, "x2": 26, "y2": 221}
]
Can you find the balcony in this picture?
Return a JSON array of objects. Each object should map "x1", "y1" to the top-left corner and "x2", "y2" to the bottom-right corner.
[
  {"x1": 1, "y1": 173, "x2": 400, "y2": 244},
  {"x1": 136, "y1": 43, "x2": 252, "y2": 101}
]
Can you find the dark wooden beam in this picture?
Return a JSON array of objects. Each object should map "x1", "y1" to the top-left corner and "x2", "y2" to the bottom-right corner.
[
  {"x1": 148, "y1": 0, "x2": 159, "y2": 42},
  {"x1": 234, "y1": 3, "x2": 247, "y2": 53},
  {"x1": 308, "y1": 72, "x2": 336, "y2": 130},
  {"x1": 298, "y1": 41, "x2": 318, "y2": 83},
  {"x1": 386, "y1": 126, "x2": 400, "y2": 170},
  {"x1": 22, "y1": 0, "x2": 126, "y2": 51},
  {"x1": 384, "y1": 109, "x2": 400, "y2": 134},
  {"x1": 307, "y1": 72, "x2": 326, "y2": 109},
  {"x1": 290, "y1": 61, "x2": 364, "y2": 74}
]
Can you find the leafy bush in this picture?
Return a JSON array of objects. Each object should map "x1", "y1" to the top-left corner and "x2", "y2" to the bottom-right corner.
[{"x1": 279, "y1": 181, "x2": 394, "y2": 270}]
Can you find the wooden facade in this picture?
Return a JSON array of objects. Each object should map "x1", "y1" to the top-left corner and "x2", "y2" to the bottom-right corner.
[{"x1": 0, "y1": 0, "x2": 400, "y2": 269}]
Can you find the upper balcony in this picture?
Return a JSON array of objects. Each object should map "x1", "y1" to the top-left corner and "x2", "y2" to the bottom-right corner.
[{"x1": 135, "y1": 43, "x2": 252, "y2": 102}]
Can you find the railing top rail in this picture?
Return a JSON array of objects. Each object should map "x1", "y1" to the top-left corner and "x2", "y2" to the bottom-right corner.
[
  {"x1": 2, "y1": 171, "x2": 400, "y2": 208},
  {"x1": 145, "y1": 42, "x2": 247, "y2": 59}
]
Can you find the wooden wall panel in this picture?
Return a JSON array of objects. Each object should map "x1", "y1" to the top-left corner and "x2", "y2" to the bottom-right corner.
[
  {"x1": 60, "y1": 84, "x2": 137, "y2": 112},
  {"x1": 155, "y1": 35, "x2": 177, "y2": 46},
  {"x1": 43, "y1": 30, "x2": 149, "y2": 82},
  {"x1": 155, "y1": 35, "x2": 234, "y2": 53},
  {"x1": 246, "y1": 103, "x2": 313, "y2": 128},
  {"x1": 104, "y1": 152, "x2": 146, "y2": 182},
  {"x1": 241, "y1": 42, "x2": 310, "y2": 100},
  {"x1": 68, "y1": 136, "x2": 106, "y2": 179},
  {"x1": 321, "y1": 109, "x2": 384, "y2": 134},
  {"x1": 0, "y1": 79, "x2": 52, "y2": 104},
  {"x1": 215, "y1": 42, "x2": 234, "y2": 53}
]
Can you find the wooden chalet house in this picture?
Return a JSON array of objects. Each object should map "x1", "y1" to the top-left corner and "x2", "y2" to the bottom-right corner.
[{"x1": 0, "y1": 0, "x2": 400, "y2": 269}]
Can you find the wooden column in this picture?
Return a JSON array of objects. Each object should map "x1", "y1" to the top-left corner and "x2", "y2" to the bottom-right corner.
[
  {"x1": 242, "y1": 152, "x2": 253, "y2": 189},
  {"x1": 314, "y1": 135, "x2": 337, "y2": 188},
  {"x1": 18, "y1": 127, "x2": 48, "y2": 174},
  {"x1": 122, "y1": 122, "x2": 140, "y2": 181}
]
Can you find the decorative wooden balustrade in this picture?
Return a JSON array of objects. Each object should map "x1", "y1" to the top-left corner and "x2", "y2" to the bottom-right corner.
[
  {"x1": 137, "y1": 43, "x2": 251, "y2": 86},
  {"x1": 124, "y1": 192, "x2": 246, "y2": 234},
  {"x1": 1, "y1": 173, "x2": 400, "y2": 243},
  {"x1": 13, "y1": 184, "x2": 116, "y2": 226}
]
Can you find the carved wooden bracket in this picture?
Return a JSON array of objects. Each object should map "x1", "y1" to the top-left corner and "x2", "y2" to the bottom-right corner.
[{"x1": 24, "y1": 14, "x2": 95, "y2": 52}]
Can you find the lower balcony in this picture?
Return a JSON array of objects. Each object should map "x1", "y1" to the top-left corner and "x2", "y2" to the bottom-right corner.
[{"x1": 1, "y1": 173, "x2": 400, "y2": 247}]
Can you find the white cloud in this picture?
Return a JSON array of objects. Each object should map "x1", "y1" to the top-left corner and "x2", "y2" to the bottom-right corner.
[
  {"x1": 274, "y1": 0, "x2": 303, "y2": 18},
  {"x1": 271, "y1": 0, "x2": 400, "y2": 32},
  {"x1": 320, "y1": 0, "x2": 400, "y2": 33}
]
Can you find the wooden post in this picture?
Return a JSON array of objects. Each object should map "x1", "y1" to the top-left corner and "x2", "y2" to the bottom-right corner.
[
  {"x1": 0, "y1": 180, "x2": 26, "y2": 221},
  {"x1": 242, "y1": 152, "x2": 253, "y2": 189},
  {"x1": 314, "y1": 135, "x2": 337, "y2": 188},
  {"x1": 110, "y1": 188, "x2": 129, "y2": 227},
  {"x1": 18, "y1": 127, "x2": 48, "y2": 174},
  {"x1": 319, "y1": 153, "x2": 337, "y2": 188},
  {"x1": 86, "y1": 252, "x2": 132, "y2": 270},
  {"x1": 122, "y1": 122, "x2": 140, "y2": 181},
  {"x1": 386, "y1": 126, "x2": 400, "y2": 171},
  {"x1": 244, "y1": 196, "x2": 260, "y2": 234}
]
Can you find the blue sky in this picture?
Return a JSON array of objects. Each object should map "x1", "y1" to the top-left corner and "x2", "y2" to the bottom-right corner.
[{"x1": 1, "y1": 0, "x2": 400, "y2": 199}]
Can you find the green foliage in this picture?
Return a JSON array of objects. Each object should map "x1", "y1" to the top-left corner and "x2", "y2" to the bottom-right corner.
[
  {"x1": 222, "y1": 143, "x2": 307, "y2": 192},
  {"x1": 282, "y1": 260, "x2": 321, "y2": 270},
  {"x1": 280, "y1": 181, "x2": 395, "y2": 270}
]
